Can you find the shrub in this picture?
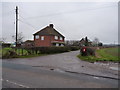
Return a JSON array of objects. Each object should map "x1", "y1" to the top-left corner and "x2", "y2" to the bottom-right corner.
[
  {"x1": 87, "y1": 47, "x2": 95, "y2": 56},
  {"x1": 2, "y1": 46, "x2": 80, "y2": 59},
  {"x1": 30, "y1": 46, "x2": 79, "y2": 54},
  {"x1": 70, "y1": 46, "x2": 80, "y2": 51},
  {"x1": 2, "y1": 50, "x2": 17, "y2": 59},
  {"x1": 34, "y1": 47, "x2": 69, "y2": 54},
  {"x1": 80, "y1": 47, "x2": 95, "y2": 56}
]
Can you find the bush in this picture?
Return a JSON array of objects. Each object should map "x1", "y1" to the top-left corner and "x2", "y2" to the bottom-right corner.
[
  {"x1": 2, "y1": 46, "x2": 80, "y2": 59},
  {"x1": 80, "y1": 47, "x2": 95, "y2": 56},
  {"x1": 70, "y1": 46, "x2": 80, "y2": 51},
  {"x1": 2, "y1": 50, "x2": 17, "y2": 59},
  {"x1": 33, "y1": 47, "x2": 69, "y2": 54},
  {"x1": 87, "y1": 47, "x2": 95, "y2": 56},
  {"x1": 30, "y1": 46, "x2": 79, "y2": 54}
]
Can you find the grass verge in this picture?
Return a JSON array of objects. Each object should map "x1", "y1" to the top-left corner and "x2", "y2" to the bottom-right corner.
[
  {"x1": 1, "y1": 47, "x2": 46, "y2": 59},
  {"x1": 77, "y1": 47, "x2": 120, "y2": 62}
]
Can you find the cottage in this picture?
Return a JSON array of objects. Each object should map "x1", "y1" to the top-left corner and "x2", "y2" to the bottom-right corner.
[
  {"x1": 33, "y1": 24, "x2": 65, "y2": 47},
  {"x1": 79, "y1": 37, "x2": 92, "y2": 46}
]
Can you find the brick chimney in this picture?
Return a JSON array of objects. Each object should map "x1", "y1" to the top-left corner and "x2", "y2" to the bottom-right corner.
[{"x1": 49, "y1": 24, "x2": 54, "y2": 28}]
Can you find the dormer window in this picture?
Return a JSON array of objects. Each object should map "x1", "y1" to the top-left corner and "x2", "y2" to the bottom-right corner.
[
  {"x1": 60, "y1": 37, "x2": 63, "y2": 40},
  {"x1": 35, "y1": 35, "x2": 39, "y2": 39},
  {"x1": 55, "y1": 36, "x2": 58, "y2": 40}
]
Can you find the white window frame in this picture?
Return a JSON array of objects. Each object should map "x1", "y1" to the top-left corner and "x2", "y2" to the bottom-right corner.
[
  {"x1": 55, "y1": 36, "x2": 58, "y2": 40},
  {"x1": 41, "y1": 36, "x2": 44, "y2": 40},
  {"x1": 35, "y1": 35, "x2": 39, "y2": 39},
  {"x1": 60, "y1": 37, "x2": 63, "y2": 40}
]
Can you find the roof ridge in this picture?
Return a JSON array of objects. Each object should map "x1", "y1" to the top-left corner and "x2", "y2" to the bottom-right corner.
[{"x1": 33, "y1": 25, "x2": 65, "y2": 38}]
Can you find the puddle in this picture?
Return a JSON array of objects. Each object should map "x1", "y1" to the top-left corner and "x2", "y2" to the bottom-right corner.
[
  {"x1": 53, "y1": 68, "x2": 65, "y2": 73},
  {"x1": 94, "y1": 62, "x2": 109, "y2": 65},
  {"x1": 109, "y1": 67, "x2": 119, "y2": 71},
  {"x1": 93, "y1": 77, "x2": 99, "y2": 79}
]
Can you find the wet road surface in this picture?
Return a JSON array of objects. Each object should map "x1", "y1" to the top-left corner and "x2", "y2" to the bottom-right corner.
[
  {"x1": 3, "y1": 50, "x2": 119, "y2": 79},
  {"x1": 2, "y1": 61, "x2": 118, "y2": 88}
]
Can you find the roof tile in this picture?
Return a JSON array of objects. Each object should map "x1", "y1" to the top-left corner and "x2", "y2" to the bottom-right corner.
[{"x1": 33, "y1": 24, "x2": 65, "y2": 38}]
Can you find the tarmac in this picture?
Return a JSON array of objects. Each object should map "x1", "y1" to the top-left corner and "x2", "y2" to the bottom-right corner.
[{"x1": 3, "y1": 50, "x2": 119, "y2": 80}]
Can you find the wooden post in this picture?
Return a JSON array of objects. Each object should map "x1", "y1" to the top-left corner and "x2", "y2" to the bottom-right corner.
[{"x1": 15, "y1": 6, "x2": 18, "y2": 47}]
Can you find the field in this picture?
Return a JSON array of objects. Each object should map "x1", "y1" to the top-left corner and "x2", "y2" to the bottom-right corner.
[
  {"x1": 77, "y1": 47, "x2": 120, "y2": 62},
  {"x1": 96, "y1": 47, "x2": 119, "y2": 61}
]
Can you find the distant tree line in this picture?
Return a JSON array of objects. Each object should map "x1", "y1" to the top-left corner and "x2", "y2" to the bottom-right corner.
[{"x1": 65, "y1": 40, "x2": 80, "y2": 46}]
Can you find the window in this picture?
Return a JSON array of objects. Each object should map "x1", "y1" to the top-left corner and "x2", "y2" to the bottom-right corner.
[
  {"x1": 61, "y1": 44, "x2": 64, "y2": 46},
  {"x1": 55, "y1": 36, "x2": 58, "y2": 40},
  {"x1": 41, "y1": 36, "x2": 44, "y2": 40},
  {"x1": 60, "y1": 37, "x2": 63, "y2": 40},
  {"x1": 56, "y1": 43, "x2": 59, "y2": 46},
  {"x1": 35, "y1": 35, "x2": 39, "y2": 39}
]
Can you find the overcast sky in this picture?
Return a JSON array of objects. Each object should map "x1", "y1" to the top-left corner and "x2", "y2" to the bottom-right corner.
[{"x1": 1, "y1": 1, "x2": 118, "y2": 44}]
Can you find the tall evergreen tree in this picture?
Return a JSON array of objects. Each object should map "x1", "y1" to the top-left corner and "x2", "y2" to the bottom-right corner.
[{"x1": 85, "y1": 36, "x2": 88, "y2": 46}]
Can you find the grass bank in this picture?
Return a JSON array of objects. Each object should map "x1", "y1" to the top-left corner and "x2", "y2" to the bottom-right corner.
[
  {"x1": 1, "y1": 47, "x2": 44, "y2": 59},
  {"x1": 77, "y1": 47, "x2": 120, "y2": 62}
]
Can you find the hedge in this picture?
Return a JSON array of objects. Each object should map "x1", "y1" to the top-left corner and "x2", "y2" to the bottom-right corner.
[
  {"x1": 80, "y1": 47, "x2": 95, "y2": 56},
  {"x1": 29, "y1": 46, "x2": 80, "y2": 54},
  {"x1": 2, "y1": 46, "x2": 80, "y2": 59}
]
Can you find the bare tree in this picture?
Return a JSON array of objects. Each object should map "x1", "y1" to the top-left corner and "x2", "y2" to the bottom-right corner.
[
  {"x1": 12, "y1": 32, "x2": 24, "y2": 44},
  {"x1": 0, "y1": 37, "x2": 6, "y2": 43},
  {"x1": 65, "y1": 40, "x2": 79, "y2": 46}
]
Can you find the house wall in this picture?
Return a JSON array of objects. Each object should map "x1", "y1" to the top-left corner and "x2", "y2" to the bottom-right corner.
[
  {"x1": 51, "y1": 36, "x2": 64, "y2": 42},
  {"x1": 34, "y1": 35, "x2": 51, "y2": 47},
  {"x1": 34, "y1": 35, "x2": 64, "y2": 47}
]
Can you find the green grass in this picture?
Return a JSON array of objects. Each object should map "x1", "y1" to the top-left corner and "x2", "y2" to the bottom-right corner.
[
  {"x1": 96, "y1": 47, "x2": 119, "y2": 61},
  {"x1": 1, "y1": 48, "x2": 28, "y2": 56},
  {"x1": 77, "y1": 55, "x2": 97, "y2": 62},
  {"x1": 1, "y1": 47, "x2": 44, "y2": 59},
  {"x1": 1, "y1": 47, "x2": 12, "y2": 56},
  {"x1": 77, "y1": 47, "x2": 120, "y2": 62},
  {"x1": 15, "y1": 49, "x2": 28, "y2": 55}
]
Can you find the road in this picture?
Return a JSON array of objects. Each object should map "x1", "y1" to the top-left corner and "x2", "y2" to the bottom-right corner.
[
  {"x1": 3, "y1": 50, "x2": 119, "y2": 79},
  {"x1": 2, "y1": 61, "x2": 118, "y2": 88},
  {"x1": 2, "y1": 50, "x2": 119, "y2": 88}
]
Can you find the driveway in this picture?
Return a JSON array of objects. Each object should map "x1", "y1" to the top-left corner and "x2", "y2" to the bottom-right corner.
[{"x1": 3, "y1": 50, "x2": 119, "y2": 79}]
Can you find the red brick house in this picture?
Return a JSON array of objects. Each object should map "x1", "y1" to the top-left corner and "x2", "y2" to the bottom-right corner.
[{"x1": 33, "y1": 24, "x2": 65, "y2": 47}]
